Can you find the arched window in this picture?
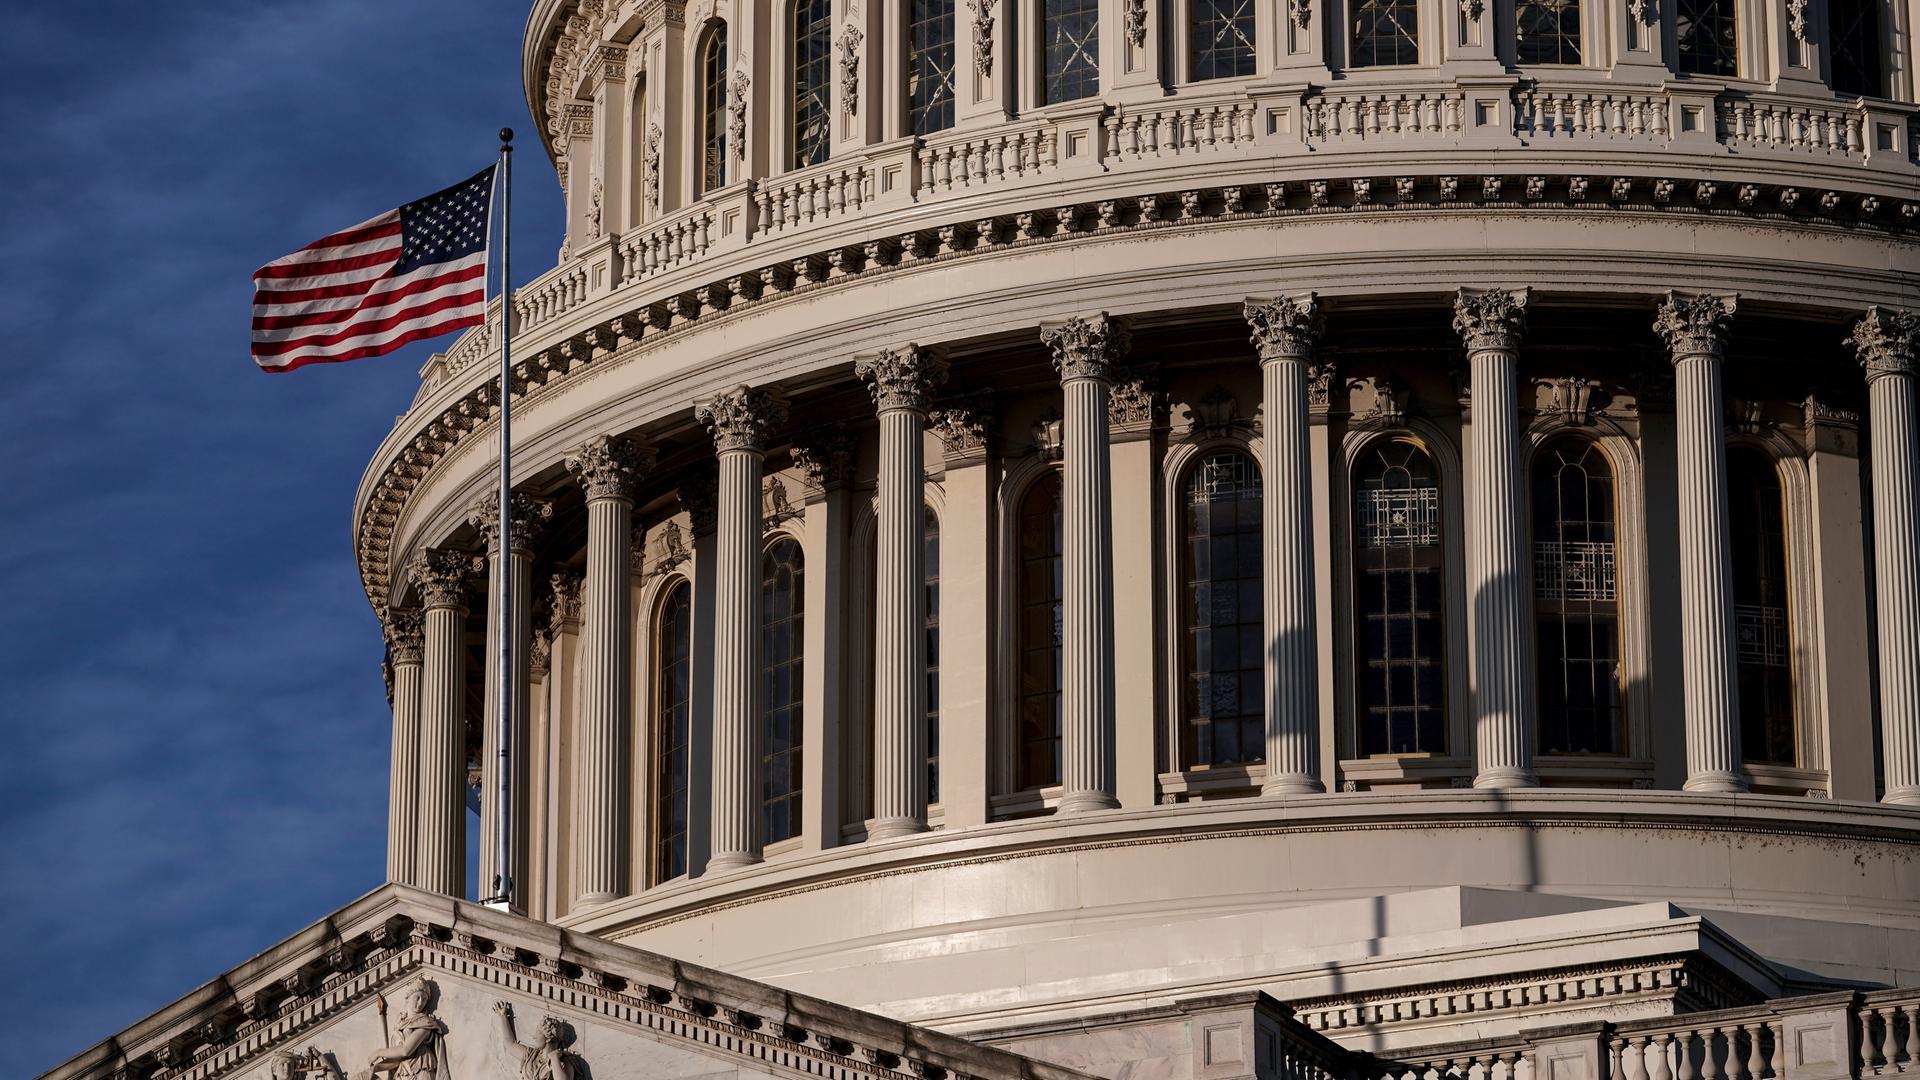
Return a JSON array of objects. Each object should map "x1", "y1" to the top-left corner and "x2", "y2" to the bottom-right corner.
[
  {"x1": 1532, "y1": 440, "x2": 1623, "y2": 755},
  {"x1": 1016, "y1": 472, "x2": 1065, "y2": 789},
  {"x1": 924, "y1": 509, "x2": 943, "y2": 802},
  {"x1": 1515, "y1": 0, "x2": 1582, "y2": 64},
  {"x1": 792, "y1": 0, "x2": 832, "y2": 169},
  {"x1": 1675, "y1": 0, "x2": 1737, "y2": 75},
  {"x1": 1179, "y1": 452, "x2": 1265, "y2": 767},
  {"x1": 698, "y1": 24, "x2": 729, "y2": 195},
  {"x1": 1353, "y1": 440, "x2": 1448, "y2": 756},
  {"x1": 763, "y1": 537, "x2": 805, "y2": 843},
  {"x1": 1043, "y1": 0, "x2": 1101, "y2": 104},
  {"x1": 1730, "y1": 449, "x2": 1796, "y2": 765},
  {"x1": 1191, "y1": 0, "x2": 1255, "y2": 80},
  {"x1": 1351, "y1": 0, "x2": 1420, "y2": 66},
  {"x1": 651, "y1": 580, "x2": 693, "y2": 883},
  {"x1": 910, "y1": 0, "x2": 958, "y2": 135},
  {"x1": 1827, "y1": 0, "x2": 1884, "y2": 96}
]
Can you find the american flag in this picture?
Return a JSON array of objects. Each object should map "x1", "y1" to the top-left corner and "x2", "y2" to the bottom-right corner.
[{"x1": 251, "y1": 166, "x2": 496, "y2": 372}]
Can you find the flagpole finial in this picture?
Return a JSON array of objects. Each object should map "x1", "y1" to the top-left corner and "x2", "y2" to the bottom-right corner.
[{"x1": 499, "y1": 127, "x2": 514, "y2": 151}]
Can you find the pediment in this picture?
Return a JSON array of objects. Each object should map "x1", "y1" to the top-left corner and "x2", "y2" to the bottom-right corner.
[{"x1": 43, "y1": 886, "x2": 1091, "y2": 1080}]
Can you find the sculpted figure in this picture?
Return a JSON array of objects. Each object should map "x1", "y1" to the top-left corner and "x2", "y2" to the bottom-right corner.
[
  {"x1": 354, "y1": 979, "x2": 448, "y2": 1080},
  {"x1": 493, "y1": 1000, "x2": 581, "y2": 1080},
  {"x1": 269, "y1": 1048, "x2": 344, "y2": 1080}
]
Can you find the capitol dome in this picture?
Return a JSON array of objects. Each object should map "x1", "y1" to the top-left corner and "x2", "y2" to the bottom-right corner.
[
  {"x1": 332, "y1": 0, "x2": 1920, "y2": 1066},
  {"x1": 41, "y1": 1, "x2": 1920, "y2": 1078}
]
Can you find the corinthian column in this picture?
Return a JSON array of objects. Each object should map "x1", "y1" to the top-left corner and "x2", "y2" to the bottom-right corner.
[
  {"x1": 383, "y1": 607, "x2": 425, "y2": 887},
  {"x1": 696, "y1": 385, "x2": 790, "y2": 869},
  {"x1": 411, "y1": 548, "x2": 481, "y2": 896},
  {"x1": 468, "y1": 493, "x2": 554, "y2": 904},
  {"x1": 563, "y1": 436, "x2": 655, "y2": 905},
  {"x1": 1454, "y1": 288, "x2": 1539, "y2": 789},
  {"x1": 1849, "y1": 307, "x2": 1920, "y2": 805},
  {"x1": 857, "y1": 346, "x2": 948, "y2": 839},
  {"x1": 1656, "y1": 292, "x2": 1747, "y2": 793},
  {"x1": 1040, "y1": 314, "x2": 1125, "y2": 813},
  {"x1": 1244, "y1": 296, "x2": 1327, "y2": 795}
]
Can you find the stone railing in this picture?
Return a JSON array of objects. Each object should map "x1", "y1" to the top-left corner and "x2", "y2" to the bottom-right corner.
[
  {"x1": 1718, "y1": 95, "x2": 1866, "y2": 157},
  {"x1": 618, "y1": 201, "x2": 719, "y2": 286},
  {"x1": 512, "y1": 259, "x2": 588, "y2": 335},
  {"x1": 1103, "y1": 96, "x2": 1260, "y2": 159},
  {"x1": 1304, "y1": 89, "x2": 1469, "y2": 142},
  {"x1": 753, "y1": 159, "x2": 875, "y2": 235},
  {"x1": 917, "y1": 121, "x2": 1059, "y2": 195},
  {"x1": 1352, "y1": 989, "x2": 1920, "y2": 1080},
  {"x1": 1515, "y1": 87, "x2": 1674, "y2": 140}
]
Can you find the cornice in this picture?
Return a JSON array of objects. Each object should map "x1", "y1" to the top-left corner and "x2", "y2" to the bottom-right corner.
[{"x1": 353, "y1": 169, "x2": 1920, "y2": 613}]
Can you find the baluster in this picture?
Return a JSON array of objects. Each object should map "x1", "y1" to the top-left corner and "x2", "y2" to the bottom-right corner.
[
  {"x1": 1705, "y1": 1027, "x2": 1726, "y2": 1080},
  {"x1": 1878, "y1": 1006, "x2": 1900, "y2": 1070},
  {"x1": 1627, "y1": 1035, "x2": 1652, "y2": 1080},
  {"x1": 1740, "y1": 1023, "x2": 1762, "y2": 1080},
  {"x1": 1859, "y1": 1008, "x2": 1879, "y2": 1072},
  {"x1": 1610, "y1": 1039, "x2": 1627, "y2": 1080}
]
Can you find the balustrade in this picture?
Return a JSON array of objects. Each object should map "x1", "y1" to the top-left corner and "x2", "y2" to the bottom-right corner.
[
  {"x1": 1305, "y1": 91, "x2": 1466, "y2": 142},
  {"x1": 1103, "y1": 99, "x2": 1258, "y2": 160},
  {"x1": 1516, "y1": 88, "x2": 1672, "y2": 140},
  {"x1": 1718, "y1": 97, "x2": 1865, "y2": 157},
  {"x1": 618, "y1": 205, "x2": 716, "y2": 286},
  {"x1": 753, "y1": 162, "x2": 874, "y2": 235},
  {"x1": 916, "y1": 124, "x2": 1057, "y2": 196},
  {"x1": 513, "y1": 261, "x2": 589, "y2": 335}
]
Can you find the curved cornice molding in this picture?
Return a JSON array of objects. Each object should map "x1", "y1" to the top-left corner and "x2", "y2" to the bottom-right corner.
[{"x1": 352, "y1": 169, "x2": 1920, "y2": 613}]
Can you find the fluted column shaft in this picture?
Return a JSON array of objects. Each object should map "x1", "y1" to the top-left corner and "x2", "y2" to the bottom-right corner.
[
  {"x1": 698, "y1": 386, "x2": 788, "y2": 867},
  {"x1": 1455, "y1": 289, "x2": 1538, "y2": 788},
  {"x1": 859, "y1": 348, "x2": 947, "y2": 839},
  {"x1": 564, "y1": 438, "x2": 653, "y2": 904},
  {"x1": 1852, "y1": 307, "x2": 1920, "y2": 804},
  {"x1": 384, "y1": 609, "x2": 424, "y2": 887},
  {"x1": 1246, "y1": 297, "x2": 1325, "y2": 794},
  {"x1": 1659, "y1": 293, "x2": 1745, "y2": 792},
  {"x1": 412, "y1": 551, "x2": 477, "y2": 897},
  {"x1": 1044, "y1": 316, "x2": 1123, "y2": 813},
  {"x1": 472, "y1": 495, "x2": 551, "y2": 904}
]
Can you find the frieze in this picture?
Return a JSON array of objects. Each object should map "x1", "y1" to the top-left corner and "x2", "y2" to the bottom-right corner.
[
  {"x1": 1108, "y1": 368, "x2": 1164, "y2": 428},
  {"x1": 929, "y1": 394, "x2": 996, "y2": 460},
  {"x1": 353, "y1": 170, "x2": 1920, "y2": 612}
]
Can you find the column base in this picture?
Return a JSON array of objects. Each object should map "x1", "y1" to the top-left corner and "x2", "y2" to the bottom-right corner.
[
  {"x1": 1683, "y1": 772, "x2": 1749, "y2": 793},
  {"x1": 1473, "y1": 768, "x2": 1539, "y2": 790},
  {"x1": 868, "y1": 817, "x2": 930, "y2": 841},
  {"x1": 1880, "y1": 785, "x2": 1920, "y2": 806},
  {"x1": 705, "y1": 851, "x2": 764, "y2": 873},
  {"x1": 1057, "y1": 791, "x2": 1122, "y2": 814},
  {"x1": 1261, "y1": 775, "x2": 1325, "y2": 796},
  {"x1": 574, "y1": 891, "x2": 617, "y2": 907}
]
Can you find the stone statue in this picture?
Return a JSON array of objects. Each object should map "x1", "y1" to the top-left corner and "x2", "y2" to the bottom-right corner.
[
  {"x1": 493, "y1": 1000, "x2": 582, "y2": 1080},
  {"x1": 269, "y1": 1048, "x2": 344, "y2": 1080},
  {"x1": 354, "y1": 979, "x2": 448, "y2": 1080}
]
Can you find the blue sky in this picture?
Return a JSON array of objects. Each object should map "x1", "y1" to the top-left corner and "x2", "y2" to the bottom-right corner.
[{"x1": 0, "y1": 4, "x2": 562, "y2": 1074}]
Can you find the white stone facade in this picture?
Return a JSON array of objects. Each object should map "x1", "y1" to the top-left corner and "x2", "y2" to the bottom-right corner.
[{"x1": 41, "y1": 0, "x2": 1920, "y2": 1076}]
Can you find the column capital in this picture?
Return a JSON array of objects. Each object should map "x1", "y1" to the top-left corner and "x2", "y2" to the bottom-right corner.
[
  {"x1": 1453, "y1": 287, "x2": 1531, "y2": 353},
  {"x1": 384, "y1": 606, "x2": 426, "y2": 665},
  {"x1": 676, "y1": 462, "x2": 720, "y2": 533},
  {"x1": 1655, "y1": 291, "x2": 1739, "y2": 361},
  {"x1": 547, "y1": 570, "x2": 585, "y2": 634},
  {"x1": 467, "y1": 493, "x2": 555, "y2": 555},
  {"x1": 855, "y1": 345, "x2": 949, "y2": 414},
  {"x1": 1042, "y1": 313, "x2": 1129, "y2": 383},
  {"x1": 696, "y1": 384, "x2": 790, "y2": 453},
  {"x1": 1243, "y1": 293, "x2": 1324, "y2": 362},
  {"x1": 565, "y1": 435, "x2": 656, "y2": 502},
  {"x1": 931, "y1": 392, "x2": 998, "y2": 461},
  {"x1": 1847, "y1": 306, "x2": 1920, "y2": 382},
  {"x1": 790, "y1": 424, "x2": 859, "y2": 491},
  {"x1": 409, "y1": 549, "x2": 482, "y2": 611}
]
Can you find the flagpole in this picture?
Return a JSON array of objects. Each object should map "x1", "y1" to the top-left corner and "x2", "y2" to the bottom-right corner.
[{"x1": 487, "y1": 127, "x2": 515, "y2": 911}]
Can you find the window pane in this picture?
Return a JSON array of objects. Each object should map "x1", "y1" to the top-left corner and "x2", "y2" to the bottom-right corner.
[
  {"x1": 699, "y1": 26, "x2": 729, "y2": 194},
  {"x1": 1192, "y1": 0, "x2": 1255, "y2": 80},
  {"x1": 1729, "y1": 450, "x2": 1796, "y2": 765},
  {"x1": 1827, "y1": 0, "x2": 1883, "y2": 96},
  {"x1": 1354, "y1": 440, "x2": 1449, "y2": 756},
  {"x1": 1532, "y1": 440, "x2": 1623, "y2": 754},
  {"x1": 653, "y1": 581, "x2": 694, "y2": 883},
  {"x1": 1044, "y1": 0, "x2": 1101, "y2": 103},
  {"x1": 1675, "y1": 0, "x2": 1737, "y2": 75},
  {"x1": 1351, "y1": 0, "x2": 1420, "y2": 66},
  {"x1": 910, "y1": 0, "x2": 958, "y2": 135},
  {"x1": 1181, "y1": 452, "x2": 1266, "y2": 768},
  {"x1": 1018, "y1": 473, "x2": 1066, "y2": 788},
  {"x1": 1515, "y1": 0, "x2": 1582, "y2": 64},
  {"x1": 762, "y1": 539, "x2": 805, "y2": 842},
  {"x1": 792, "y1": 0, "x2": 832, "y2": 169}
]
